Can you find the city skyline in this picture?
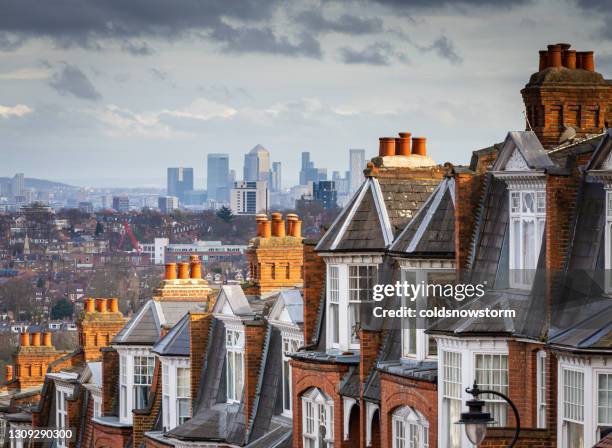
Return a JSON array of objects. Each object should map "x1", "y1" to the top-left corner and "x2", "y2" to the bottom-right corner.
[{"x1": 3, "y1": 1, "x2": 612, "y2": 187}]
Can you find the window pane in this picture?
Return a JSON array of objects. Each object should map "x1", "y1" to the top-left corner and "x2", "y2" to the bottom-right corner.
[
  {"x1": 475, "y1": 354, "x2": 509, "y2": 426},
  {"x1": 522, "y1": 192, "x2": 535, "y2": 213},
  {"x1": 598, "y1": 373, "x2": 612, "y2": 425}
]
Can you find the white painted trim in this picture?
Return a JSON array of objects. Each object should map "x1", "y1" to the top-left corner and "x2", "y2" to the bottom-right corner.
[
  {"x1": 366, "y1": 402, "x2": 380, "y2": 447},
  {"x1": 343, "y1": 397, "x2": 357, "y2": 441},
  {"x1": 371, "y1": 177, "x2": 394, "y2": 246},
  {"x1": 407, "y1": 179, "x2": 448, "y2": 253}
]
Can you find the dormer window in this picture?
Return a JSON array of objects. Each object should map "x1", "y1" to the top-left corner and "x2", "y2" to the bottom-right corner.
[
  {"x1": 226, "y1": 327, "x2": 244, "y2": 403},
  {"x1": 509, "y1": 189, "x2": 546, "y2": 288},
  {"x1": 326, "y1": 262, "x2": 378, "y2": 351},
  {"x1": 117, "y1": 349, "x2": 155, "y2": 424},
  {"x1": 161, "y1": 358, "x2": 191, "y2": 431}
]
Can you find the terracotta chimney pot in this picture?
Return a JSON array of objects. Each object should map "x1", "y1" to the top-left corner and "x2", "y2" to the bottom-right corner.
[
  {"x1": 539, "y1": 50, "x2": 548, "y2": 71},
  {"x1": 190, "y1": 256, "x2": 202, "y2": 279},
  {"x1": 576, "y1": 52, "x2": 584, "y2": 69},
  {"x1": 5, "y1": 365, "x2": 13, "y2": 380},
  {"x1": 262, "y1": 220, "x2": 272, "y2": 238},
  {"x1": 292, "y1": 219, "x2": 302, "y2": 238},
  {"x1": 547, "y1": 44, "x2": 562, "y2": 68},
  {"x1": 379, "y1": 137, "x2": 396, "y2": 157},
  {"x1": 165, "y1": 263, "x2": 177, "y2": 280},
  {"x1": 31, "y1": 332, "x2": 41, "y2": 347},
  {"x1": 96, "y1": 298, "x2": 107, "y2": 313},
  {"x1": 42, "y1": 333, "x2": 52, "y2": 347},
  {"x1": 178, "y1": 262, "x2": 190, "y2": 279},
  {"x1": 109, "y1": 298, "x2": 119, "y2": 313},
  {"x1": 286, "y1": 213, "x2": 298, "y2": 236},
  {"x1": 255, "y1": 214, "x2": 267, "y2": 237},
  {"x1": 564, "y1": 50, "x2": 576, "y2": 69},
  {"x1": 582, "y1": 51, "x2": 595, "y2": 71},
  {"x1": 271, "y1": 213, "x2": 285, "y2": 237},
  {"x1": 396, "y1": 132, "x2": 412, "y2": 156},
  {"x1": 20, "y1": 332, "x2": 30, "y2": 346},
  {"x1": 84, "y1": 298, "x2": 95, "y2": 313},
  {"x1": 411, "y1": 137, "x2": 427, "y2": 156}
]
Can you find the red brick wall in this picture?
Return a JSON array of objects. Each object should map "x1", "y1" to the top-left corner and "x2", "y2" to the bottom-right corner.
[
  {"x1": 244, "y1": 322, "x2": 267, "y2": 424},
  {"x1": 359, "y1": 329, "x2": 382, "y2": 384},
  {"x1": 507, "y1": 340, "x2": 543, "y2": 428},
  {"x1": 454, "y1": 172, "x2": 484, "y2": 272},
  {"x1": 92, "y1": 420, "x2": 132, "y2": 448},
  {"x1": 189, "y1": 312, "x2": 211, "y2": 401},
  {"x1": 101, "y1": 347, "x2": 119, "y2": 416},
  {"x1": 291, "y1": 359, "x2": 350, "y2": 448},
  {"x1": 246, "y1": 236, "x2": 304, "y2": 295},
  {"x1": 481, "y1": 428, "x2": 552, "y2": 447},
  {"x1": 303, "y1": 241, "x2": 325, "y2": 344},
  {"x1": 81, "y1": 394, "x2": 95, "y2": 448},
  {"x1": 379, "y1": 372, "x2": 438, "y2": 448}
]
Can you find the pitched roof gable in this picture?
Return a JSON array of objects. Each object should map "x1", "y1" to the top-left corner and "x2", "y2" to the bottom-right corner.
[
  {"x1": 212, "y1": 285, "x2": 253, "y2": 317},
  {"x1": 152, "y1": 313, "x2": 190, "y2": 357},
  {"x1": 492, "y1": 131, "x2": 554, "y2": 172}
]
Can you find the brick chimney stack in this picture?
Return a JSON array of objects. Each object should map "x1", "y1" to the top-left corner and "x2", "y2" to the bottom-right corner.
[{"x1": 523, "y1": 43, "x2": 612, "y2": 146}]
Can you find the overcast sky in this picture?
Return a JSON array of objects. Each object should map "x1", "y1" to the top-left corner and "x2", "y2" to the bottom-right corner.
[{"x1": 1, "y1": 0, "x2": 611, "y2": 188}]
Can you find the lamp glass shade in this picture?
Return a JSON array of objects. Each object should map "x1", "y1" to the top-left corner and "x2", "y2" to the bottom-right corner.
[{"x1": 465, "y1": 423, "x2": 487, "y2": 445}]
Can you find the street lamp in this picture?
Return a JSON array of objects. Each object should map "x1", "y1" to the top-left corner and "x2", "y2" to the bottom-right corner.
[{"x1": 456, "y1": 381, "x2": 521, "y2": 447}]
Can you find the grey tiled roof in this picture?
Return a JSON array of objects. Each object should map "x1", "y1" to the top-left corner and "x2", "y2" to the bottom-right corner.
[
  {"x1": 492, "y1": 131, "x2": 554, "y2": 171},
  {"x1": 378, "y1": 359, "x2": 438, "y2": 383},
  {"x1": 113, "y1": 300, "x2": 205, "y2": 346},
  {"x1": 338, "y1": 366, "x2": 360, "y2": 398},
  {"x1": 390, "y1": 177, "x2": 455, "y2": 256},
  {"x1": 152, "y1": 313, "x2": 190, "y2": 357}
]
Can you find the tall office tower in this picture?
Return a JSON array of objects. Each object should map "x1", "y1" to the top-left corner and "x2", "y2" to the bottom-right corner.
[
  {"x1": 349, "y1": 149, "x2": 366, "y2": 193},
  {"x1": 299, "y1": 152, "x2": 312, "y2": 185},
  {"x1": 243, "y1": 145, "x2": 271, "y2": 183},
  {"x1": 271, "y1": 162, "x2": 282, "y2": 192},
  {"x1": 313, "y1": 180, "x2": 338, "y2": 210},
  {"x1": 230, "y1": 181, "x2": 269, "y2": 215},
  {"x1": 207, "y1": 154, "x2": 230, "y2": 202},
  {"x1": 167, "y1": 167, "x2": 194, "y2": 204},
  {"x1": 112, "y1": 196, "x2": 130, "y2": 213},
  {"x1": 11, "y1": 173, "x2": 25, "y2": 198}
]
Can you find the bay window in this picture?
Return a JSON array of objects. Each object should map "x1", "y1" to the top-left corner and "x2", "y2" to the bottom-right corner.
[
  {"x1": 282, "y1": 334, "x2": 303, "y2": 416},
  {"x1": 117, "y1": 349, "x2": 155, "y2": 424},
  {"x1": 326, "y1": 262, "x2": 378, "y2": 351},
  {"x1": 598, "y1": 373, "x2": 612, "y2": 441},
  {"x1": 161, "y1": 358, "x2": 191, "y2": 431},
  {"x1": 605, "y1": 190, "x2": 612, "y2": 292},
  {"x1": 509, "y1": 190, "x2": 545, "y2": 288},
  {"x1": 226, "y1": 327, "x2": 244, "y2": 403},
  {"x1": 441, "y1": 351, "x2": 462, "y2": 448},
  {"x1": 474, "y1": 353, "x2": 509, "y2": 426},
  {"x1": 302, "y1": 388, "x2": 334, "y2": 448},
  {"x1": 562, "y1": 368, "x2": 584, "y2": 448},
  {"x1": 392, "y1": 406, "x2": 429, "y2": 448}
]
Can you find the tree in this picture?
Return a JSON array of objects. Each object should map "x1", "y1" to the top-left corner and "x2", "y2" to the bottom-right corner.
[
  {"x1": 216, "y1": 206, "x2": 235, "y2": 223},
  {"x1": 51, "y1": 298, "x2": 74, "y2": 320}
]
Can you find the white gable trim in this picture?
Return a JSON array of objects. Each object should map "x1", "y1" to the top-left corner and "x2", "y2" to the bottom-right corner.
[
  {"x1": 505, "y1": 147, "x2": 530, "y2": 171},
  {"x1": 118, "y1": 300, "x2": 152, "y2": 342},
  {"x1": 371, "y1": 177, "x2": 394, "y2": 246},
  {"x1": 406, "y1": 179, "x2": 448, "y2": 253}
]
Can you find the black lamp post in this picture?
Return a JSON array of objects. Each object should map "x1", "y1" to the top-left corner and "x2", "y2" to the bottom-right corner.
[{"x1": 456, "y1": 381, "x2": 521, "y2": 447}]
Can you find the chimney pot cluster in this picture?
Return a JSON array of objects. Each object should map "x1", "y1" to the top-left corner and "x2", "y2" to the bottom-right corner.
[
  {"x1": 378, "y1": 132, "x2": 427, "y2": 157},
  {"x1": 539, "y1": 43, "x2": 595, "y2": 72},
  {"x1": 255, "y1": 213, "x2": 302, "y2": 238},
  {"x1": 164, "y1": 257, "x2": 203, "y2": 280},
  {"x1": 85, "y1": 298, "x2": 120, "y2": 313},
  {"x1": 19, "y1": 331, "x2": 53, "y2": 347}
]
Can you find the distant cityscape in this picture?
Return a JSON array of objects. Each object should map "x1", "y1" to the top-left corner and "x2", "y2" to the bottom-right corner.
[{"x1": 0, "y1": 146, "x2": 368, "y2": 216}]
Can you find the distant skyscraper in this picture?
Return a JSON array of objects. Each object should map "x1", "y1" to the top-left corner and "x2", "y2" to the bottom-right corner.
[
  {"x1": 243, "y1": 145, "x2": 270, "y2": 183},
  {"x1": 349, "y1": 149, "x2": 366, "y2": 192},
  {"x1": 207, "y1": 154, "x2": 230, "y2": 202},
  {"x1": 230, "y1": 181, "x2": 269, "y2": 215},
  {"x1": 11, "y1": 173, "x2": 24, "y2": 198},
  {"x1": 313, "y1": 181, "x2": 338, "y2": 210},
  {"x1": 271, "y1": 162, "x2": 282, "y2": 192},
  {"x1": 112, "y1": 196, "x2": 130, "y2": 213},
  {"x1": 300, "y1": 152, "x2": 327, "y2": 185},
  {"x1": 167, "y1": 167, "x2": 194, "y2": 203}
]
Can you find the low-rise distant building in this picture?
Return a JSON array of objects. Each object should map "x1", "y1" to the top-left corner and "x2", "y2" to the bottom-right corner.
[
  {"x1": 112, "y1": 196, "x2": 130, "y2": 213},
  {"x1": 157, "y1": 195, "x2": 179, "y2": 214},
  {"x1": 230, "y1": 180, "x2": 268, "y2": 215},
  {"x1": 313, "y1": 180, "x2": 338, "y2": 209}
]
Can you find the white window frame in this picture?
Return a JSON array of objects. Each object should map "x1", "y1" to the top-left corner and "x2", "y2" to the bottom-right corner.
[
  {"x1": 474, "y1": 353, "x2": 509, "y2": 427},
  {"x1": 604, "y1": 189, "x2": 612, "y2": 292},
  {"x1": 281, "y1": 332, "x2": 303, "y2": 418},
  {"x1": 225, "y1": 326, "x2": 245, "y2": 404},
  {"x1": 326, "y1": 262, "x2": 378, "y2": 352},
  {"x1": 440, "y1": 350, "x2": 462, "y2": 448},
  {"x1": 537, "y1": 350, "x2": 547, "y2": 428},
  {"x1": 400, "y1": 268, "x2": 452, "y2": 361},
  {"x1": 437, "y1": 337, "x2": 508, "y2": 448},
  {"x1": 508, "y1": 189, "x2": 546, "y2": 289},
  {"x1": 302, "y1": 388, "x2": 334, "y2": 448},
  {"x1": 115, "y1": 346, "x2": 155, "y2": 425},
  {"x1": 597, "y1": 372, "x2": 612, "y2": 440},
  {"x1": 93, "y1": 394, "x2": 102, "y2": 419},
  {"x1": 561, "y1": 367, "x2": 584, "y2": 448},
  {"x1": 55, "y1": 385, "x2": 71, "y2": 448},
  {"x1": 392, "y1": 406, "x2": 430, "y2": 448},
  {"x1": 177, "y1": 366, "x2": 191, "y2": 425},
  {"x1": 160, "y1": 357, "x2": 191, "y2": 431}
]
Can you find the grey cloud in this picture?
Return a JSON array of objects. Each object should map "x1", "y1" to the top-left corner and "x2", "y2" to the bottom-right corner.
[
  {"x1": 422, "y1": 36, "x2": 462, "y2": 64},
  {"x1": 0, "y1": 0, "x2": 325, "y2": 57},
  {"x1": 574, "y1": 0, "x2": 612, "y2": 39},
  {"x1": 148, "y1": 68, "x2": 169, "y2": 81},
  {"x1": 294, "y1": 10, "x2": 383, "y2": 35},
  {"x1": 121, "y1": 41, "x2": 155, "y2": 56},
  {"x1": 338, "y1": 42, "x2": 408, "y2": 65},
  {"x1": 49, "y1": 64, "x2": 101, "y2": 100},
  {"x1": 369, "y1": 0, "x2": 531, "y2": 10}
]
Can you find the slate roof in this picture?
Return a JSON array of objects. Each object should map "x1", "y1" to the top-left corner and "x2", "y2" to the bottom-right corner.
[
  {"x1": 390, "y1": 177, "x2": 455, "y2": 256},
  {"x1": 112, "y1": 299, "x2": 205, "y2": 346},
  {"x1": 152, "y1": 313, "x2": 190, "y2": 357},
  {"x1": 213, "y1": 285, "x2": 255, "y2": 317},
  {"x1": 316, "y1": 176, "x2": 439, "y2": 252},
  {"x1": 269, "y1": 289, "x2": 303, "y2": 326}
]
